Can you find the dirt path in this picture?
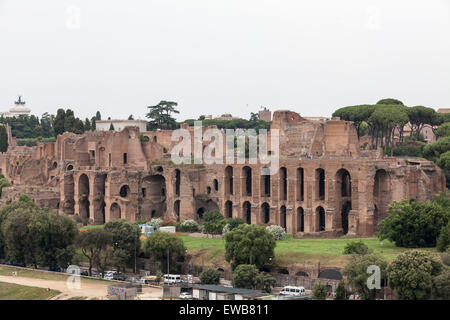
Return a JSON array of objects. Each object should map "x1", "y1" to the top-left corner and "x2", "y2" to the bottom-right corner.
[{"x1": 0, "y1": 275, "x2": 163, "y2": 300}]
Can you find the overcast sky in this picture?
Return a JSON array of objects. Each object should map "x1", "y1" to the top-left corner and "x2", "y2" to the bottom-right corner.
[{"x1": 0, "y1": 0, "x2": 449, "y2": 121}]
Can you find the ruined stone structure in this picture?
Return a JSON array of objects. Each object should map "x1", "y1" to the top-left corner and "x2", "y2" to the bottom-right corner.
[{"x1": 0, "y1": 110, "x2": 446, "y2": 236}]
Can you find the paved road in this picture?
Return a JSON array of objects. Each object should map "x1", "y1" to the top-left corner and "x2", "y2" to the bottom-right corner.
[{"x1": 0, "y1": 275, "x2": 163, "y2": 300}]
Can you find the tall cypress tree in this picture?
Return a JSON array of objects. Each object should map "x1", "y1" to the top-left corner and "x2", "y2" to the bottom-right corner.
[{"x1": 0, "y1": 125, "x2": 8, "y2": 153}]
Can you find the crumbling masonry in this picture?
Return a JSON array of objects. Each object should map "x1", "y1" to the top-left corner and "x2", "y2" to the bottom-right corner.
[{"x1": 0, "y1": 110, "x2": 446, "y2": 236}]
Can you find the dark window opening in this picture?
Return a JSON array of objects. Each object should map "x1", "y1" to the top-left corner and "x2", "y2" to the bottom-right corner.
[{"x1": 123, "y1": 153, "x2": 128, "y2": 164}]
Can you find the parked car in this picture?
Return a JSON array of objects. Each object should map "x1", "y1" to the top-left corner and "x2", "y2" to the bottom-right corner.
[{"x1": 179, "y1": 292, "x2": 193, "y2": 299}]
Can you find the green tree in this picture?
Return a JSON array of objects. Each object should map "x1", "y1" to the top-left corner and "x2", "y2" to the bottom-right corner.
[
  {"x1": 232, "y1": 264, "x2": 259, "y2": 289},
  {"x1": 84, "y1": 118, "x2": 91, "y2": 132},
  {"x1": 30, "y1": 211, "x2": 78, "y2": 269},
  {"x1": 203, "y1": 211, "x2": 226, "y2": 235},
  {"x1": 64, "y1": 109, "x2": 76, "y2": 133},
  {"x1": 104, "y1": 219, "x2": 141, "y2": 272},
  {"x1": 0, "y1": 125, "x2": 9, "y2": 153},
  {"x1": 376, "y1": 98, "x2": 404, "y2": 105},
  {"x1": 109, "y1": 123, "x2": 115, "y2": 131},
  {"x1": 343, "y1": 240, "x2": 370, "y2": 255},
  {"x1": 312, "y1": 282, "x2": 327, "y2": 300},
  {"x1": 335, "y1": 281, "x2": 347, "y2": 300},
  {"x1": 407, "y1": 106, "x2": 436, "y2": 140},
  {"x1": 76, "y1": 228, "x2": 113, "y2": 276},
  {"x1": 378, "y1": 199, "x2": 449, "y2": 247},
  {"x1": 388, "y1": 250, "x2": 443, "y2": 300},
  {"x1": 146, "y1": 100, "x2": 179, "y2": 130},
  {"x1": 432, "y1": 268, "x2": 450, "y2": 300},
  {"x1": 91, "y1": 117, "x2": 96, "y2": 131},
  {"x1": 343, "y1": 253, "x2": 388, "y2": 300},
  {"x1": 95, "y1": 111, "x2": 101, "y2": 121},
  {"x1": 435, "y1": 122, "x2": 450, "y2": 139},
  {"x1": 255, "y1": 272, "x2": 276, "y2": 293},
  {"x1": 225, "y1": 224, "x2": 276, "y2": 269},
  {"x1": 128, "y1": 115, "x2": 134, "y2": 120},
  {"x1": 437, "y1": 221, "x2": 450, "y2": 252},
  {"x1": 200, "y1": 268, "x2": 221, "y2": 285},
  {"x1": 143, "y1": 231, "x2": 185, "y2": 273},
  {"x1": 53, "y1": 109, "x2": 66, "y2": 137}
]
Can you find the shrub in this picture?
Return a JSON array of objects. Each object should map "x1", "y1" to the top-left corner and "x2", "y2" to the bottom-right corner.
[
  {"x1": 378, "y1": 199, "x2": 449, "y2": 247},
  {"x1": 200, "y1": 268, "x2": 221, "y2": 285},
  {"x1": 335, "y1": 281, "x2": 347, "y2": 300},
  {"x1": 266, "y1": 225, "x2": 286, "y2": 241},
  {"x1": 203, "y1": 211, "x2": 226, "y2": 235},
  {"x1": 388, "y1": 250, "x2": 443, "y2": 300},
  {"x1": 179, "y1": 220, "x2": 200, "y2": 233},
  {"x1": 343, "y1": 240, "x2": 370, "y2": 255},
  {"x1": 437, "y1": 221, "x2": 450, "y2": 252},
  {"x1": 148, "y1": 218, "x2": 163, "y2": 229},
  {"x1": 441, "y1": 249, "x2": 450, "y2": 266},
  {"x1": 312, "y1": 283, "x2": 327, "y2": 300}
]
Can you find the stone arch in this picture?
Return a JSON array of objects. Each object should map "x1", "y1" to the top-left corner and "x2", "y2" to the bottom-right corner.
[
  {"x1": 278, "y1": 268, "x2": 289, "y2": 275},
  {"x1": 341, "y1": 201, "x2": 351, "y2": 235},
  {"x1": 197, "y1": 207, "x2": 205, "y2": 220},
  {"x1": 110, "y1": 203, "x2": 121, "y2": 220},
  {"x1": 174, "y1": 200, "x2": 181, "y2": 222},
  {"x1": 295, "y1": 271, "x2": 309, "y2": 277},
  {"x1": 297, "y1": 167, "x2": 304, "y2": 201},
  {"x1": 261, "y1": 202, "x2": 270, "y2": 224},
  {"x1": 243, "y1": 201, "x2": 251, "y2": 224},
  {"x1": 63, "y1": 174, "x2": 75, "y2": 215},
  {"x1": 316, "y1": 206, "x2": 325, "y2": 231},
  {"x1": 66, "y1": 164, "x2": 74, "y2": 171},
  {"x1": 242, "y1": 166, "x2": 252, "y2": 196},
  {"x1": 141, "y1": 175, "x2": 167, "y2": 219},
  {"x1": 280, "y1": 205, "x2": 286, "y2": 229},
  {"x1": 225, "y1": 200, "x2": 233, "y2": 218},
  {"x1": 52, "y1": 161, "x2": 58, "y2": 169},
  {"x1": 225, "y1": 166, "x2": 233, "y2": 195},
  {"x1": 93, "y1": 173, "x2": 107, "y2": 224},
  {"x1": 373, "y1": 169, "x2": 391, "y2": 231},
  {"x1": 318, "y1": 269, "x2": 342, "y2": 280},
  {"x1": 174, "y1": 169, "x2": 181, "y2": 196},
  {"x1": 280, "y1": 167, "x2": 287, "y2": 201},
  {"x1": 315, "y1": 168, "x2": 325, "y2": 200},
  {"x1": 336, "y1": 168, "x2": 352, "y2": 234},
  {"x1": 261, "y1": 167, "x2": 270, "y2": 197},
  {"x1": 78, "y1": 174, "x2": 90, "y2": 221},
  {"x1": 119, "y1": 184, "x2": 130, "y2": 198},
  {"x1": 297, "y1": 207, "x2": 304, "y2": 232}
]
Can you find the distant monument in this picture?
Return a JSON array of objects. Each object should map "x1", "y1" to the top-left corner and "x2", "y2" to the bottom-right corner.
[{"x1": 0, "y1": 95, "x2": 32, "y2": 117}]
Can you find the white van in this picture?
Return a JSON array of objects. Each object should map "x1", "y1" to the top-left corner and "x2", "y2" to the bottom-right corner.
[
  {"x1": 279, "y1": 286, "x2": 306, "y2": 296},
  {"x1": 103, "y1": 270, "x2": 117, "y2": 280},
  {"x1": 163, "y1": 274, "x2": 181, "y2": 284}
]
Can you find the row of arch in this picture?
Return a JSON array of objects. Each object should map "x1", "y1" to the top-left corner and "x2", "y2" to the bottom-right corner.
[
  {"x1": 222, "y1": 201, "x2": 331, "y2": 233},
  {"x1": 224, "y1": 166, "x2": 351, "y2": 202}
]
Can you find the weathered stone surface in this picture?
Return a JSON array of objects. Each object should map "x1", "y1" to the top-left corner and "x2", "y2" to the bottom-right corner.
[{"x1": 0, "y1": 111, "x2": 446, "y2": 235}]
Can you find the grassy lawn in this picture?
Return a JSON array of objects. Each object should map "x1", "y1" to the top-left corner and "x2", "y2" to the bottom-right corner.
[
  {"x1": 0, "y1": 281, "x2": 60, "y2": 300},
  {"x1": 179, "y1": 234, "x2": 437, "y2": 268}
]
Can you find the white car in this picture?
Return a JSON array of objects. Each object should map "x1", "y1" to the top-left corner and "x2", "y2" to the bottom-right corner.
[{"x1": 179, "y1": 292, "x2": 193, "y2": 299}]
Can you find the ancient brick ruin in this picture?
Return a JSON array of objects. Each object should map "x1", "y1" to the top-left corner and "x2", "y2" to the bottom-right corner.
[{"x1": 0, "y1": 110, "x2": 446, "y2": 236}]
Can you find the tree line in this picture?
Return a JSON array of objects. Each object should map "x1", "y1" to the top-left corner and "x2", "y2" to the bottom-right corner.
[{"x1": 332, "y1": 98, "x2": 450, "y2": 152}]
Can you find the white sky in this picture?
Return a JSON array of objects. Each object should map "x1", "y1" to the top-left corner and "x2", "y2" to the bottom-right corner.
[{"x1": 0, "y1": 0, "x2": 449, "y2": 121}]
